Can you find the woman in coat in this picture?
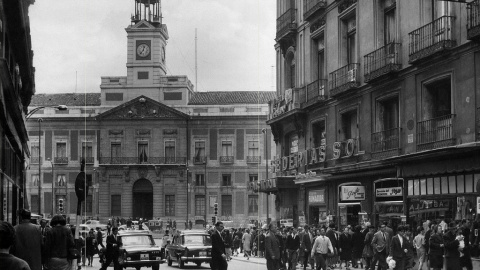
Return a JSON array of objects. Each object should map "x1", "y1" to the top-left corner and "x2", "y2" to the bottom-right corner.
[
  {"x1": 339, "y1": 226, "x2": 353, "y2": 269},
  {"x1": 44, "y1": 215, "x2": 75, "y2": 270},
  {"x1": 363, "y1": 225, "x2": 375, "y2": 270},
  {"x1": 85, "y1": 229, "x2": 97, "y2": 266},
  {"x1": 351, "y1": 225, "x2": 364, "y2": 268},
  {"x1": 242, "y1": 229, "x2": 252, "y2": 259},
  {"x1": 428, "y1": 224, "x2": 445, "y2": 270}
]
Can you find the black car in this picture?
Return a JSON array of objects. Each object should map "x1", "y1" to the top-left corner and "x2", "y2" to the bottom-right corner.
[
  {"x1": 117, "y1": 230, "x2": 162, "y2": 270},
  {"x1": 165, "y1": 230, "x2": 212, "y2": 268}
]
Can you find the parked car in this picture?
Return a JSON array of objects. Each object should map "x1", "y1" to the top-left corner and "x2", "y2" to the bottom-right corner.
[
  {"x1": 117, "y1": 230, "x2": 162, "y2": 270},
  {"x1": 279, "y1": 219, "x2": 294, "y2": 228},
  {"x1": 165, "y1": 230, "x2": 212, "y2": 268},
  {"x1": 81, "y1": 220, "x2": 107, "y2": 237}
]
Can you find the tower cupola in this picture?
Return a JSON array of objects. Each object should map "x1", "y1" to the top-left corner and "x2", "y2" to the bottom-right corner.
[{"x1": 131, "y1": 0, "x2": 162, "y2": 25}]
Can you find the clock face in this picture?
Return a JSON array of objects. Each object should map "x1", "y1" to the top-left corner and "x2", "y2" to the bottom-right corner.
[{"x1": 137, "y1": 44, "x2": 150, "y2": 57}]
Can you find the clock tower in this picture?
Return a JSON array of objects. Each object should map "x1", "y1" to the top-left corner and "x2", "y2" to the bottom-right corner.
[{"x1": 126, "y1": 0, "x2": 168, "y2": 85}]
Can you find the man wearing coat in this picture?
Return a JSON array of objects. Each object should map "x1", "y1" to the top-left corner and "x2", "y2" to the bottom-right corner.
[
  {"x1": 100, "y1": 227, "x2": 122, "y2": 270},
  {"x1": 286, "y1": 227, "x2": 300, "y2": 270},
  {"x1": 390, "y1": 225, "x2": 408, "y2": 270},
  {"x1": 211, "y1": 221, "x2": 228, "y2": 270},
  {"x1": 326, "y1": 223, "x2": 340, "y2": 269},
  {"x1": 265, "y1": 221, "x2": 281, "y2": 270},
  {"x1": 371, "y1": 224, "x2": 390, "y2": 270},
  {"x1": 11, "y1": 209, "x2": 42, "y2": 270},
  {"x1": 443, "y1": 222, "x2": 462, "y2": 270},
  {"x1": 301, "y1": 225, "x2": 314, "y2": 270}
]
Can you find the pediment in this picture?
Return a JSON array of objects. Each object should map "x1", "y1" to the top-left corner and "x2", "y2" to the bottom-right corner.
[
  {"x1": 132, "y1": 20, "x2": 155, "y2": 29},
  {"x1": 98, "y1": 95, "x2": 187, "y2": 120}
]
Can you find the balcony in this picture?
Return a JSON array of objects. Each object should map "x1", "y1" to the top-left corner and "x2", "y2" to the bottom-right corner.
[
  {"x1": 408, "y1": 16, "x2": 456, "y2": 64},
  {"x1": 276, "y1": 8, "x2": 296, "y2": 44},
  {"x1": 219, "y1": 156, "x2": 234, "y2": 164},
  {"x1": 246, "y1": 156, "x2": 261, "y2": 164},
  {"x1": 193, "y1": 156, "x2": 207, "y2": 165},
  {"x1": 329, "y1": 63, "x2": 360, "y2": 97},
  {"x1": 467, "y1": 0, "x2": 480, "y2": 41},
  {"x1": 99, "y1": 157, "x2": 187, "y2": 165},
  {"x1": 30, "y1": 156, "x2": 41, "y2": 164},
  {"x1": 304, "y1": 0, "x2": 327, "y2": 21},
  {"x1": 268, "y1": 88, "x2": 305, "y2": 122},
  {"x1": 54, "y1": 157, "x2": 69, "y2": 164},
  {"x1": 220, "y1": 184, "x2": 233, "y2": 193},
  {"x1": 417, "y1": 114, "x2": 455, "y2": 151},
  {"x1": 364, "y1": 43, "x2": 401, "y2": 83},
  {"x1": 302, "y1": 79, "x2": 327, "y2": 108},
  {"x1": 371, "y1": 128, "x2": 400, "y2": 159},
  {"x1": 80, "y1": 156, "x2": 95, "y2": 164}
]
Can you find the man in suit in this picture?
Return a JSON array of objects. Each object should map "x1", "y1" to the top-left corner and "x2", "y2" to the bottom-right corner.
[
  {"x1": 371, "y1": 224, "x2": 390, "y2": 270},
  {"x1": 11, "y1": 209, "x2": 42, "y2": 270},
  {"x1": 286, "y1": 227, "x2": 300, "y2": 270},
  {"x1": 211, "y1": 221, "x2": 228, "y2": 270},
  {"x1": 301, "y1": 225, "x2": 314, "y2": 270},
  {"x1": 265, "y1": 221, "x2": 281, "y2": 270},
  {"x1": 100, "y1": 227, "x2": 122, "y2": 270},
  {"x1": 390, "y1": 225, "x2": 408, "y2": 270},
  {"x1": 443, "y1": 222, "x2": 461, "y2": 270},
  {"x1": 326, "y1": 223, "x2": 339, "y2": 269}
]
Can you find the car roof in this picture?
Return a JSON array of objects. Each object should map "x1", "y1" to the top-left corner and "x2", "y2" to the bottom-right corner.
[
  {"x1": 118, "y1": 230, "x2": 152, "y2": 236},
  {"x1": 181, "y1": 230, "x2": 209, "y2": 235}
]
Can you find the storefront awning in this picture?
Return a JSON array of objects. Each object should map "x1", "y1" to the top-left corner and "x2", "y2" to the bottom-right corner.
[
  {"x1": 294, "y1": 173, "x2": 331, "y2": 185},
  {"x1": 401, "y1": 151, "x2": 480, "y2": 177}
]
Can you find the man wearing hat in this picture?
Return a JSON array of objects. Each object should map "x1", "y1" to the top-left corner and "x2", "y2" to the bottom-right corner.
[{"x1": 443, "y1": 221, "x2": 462, "y2": 270}]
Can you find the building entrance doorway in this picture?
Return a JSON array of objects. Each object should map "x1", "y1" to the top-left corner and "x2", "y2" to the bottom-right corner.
[{"x1": 132, "y1": 178, "x2": 153, "y2": 220}]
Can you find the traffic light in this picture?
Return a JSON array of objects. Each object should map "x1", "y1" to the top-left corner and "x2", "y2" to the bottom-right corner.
[
  {"x1": 58, "y1": 198, "x2": 64, "y2": 213},
  {"x1": 211, "y1": 216, "x2": 216, "y2": 224},
  {"x1": 214, "y1": 203, "x2": 218, "y2": 216}
]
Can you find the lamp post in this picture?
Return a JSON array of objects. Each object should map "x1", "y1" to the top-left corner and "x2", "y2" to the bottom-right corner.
[
  {"x1": 262, "y1": 128, "x2": 270, "y2": 224},
  {"x1": 204, "y1": 157, "x2": 207, "y2": 227},
  {"x1": 26, "y1": 105, "x2": 68, "y2": 216},
  {"x1": 47, "y1": 158, "x2": 54, "y2": 216}
]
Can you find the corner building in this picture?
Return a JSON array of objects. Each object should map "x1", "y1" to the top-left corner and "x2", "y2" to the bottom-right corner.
[
  {"x1": 268, "y1": 0, "x2": 480, "y2": 229},
  {"x1": 26, "y1": 0, "x2": 276, "y2": 226}
]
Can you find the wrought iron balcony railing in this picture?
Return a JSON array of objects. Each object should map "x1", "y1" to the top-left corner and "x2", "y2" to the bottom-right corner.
[
  {"x1": 409, "y1": 16, "x2": 456, "y2": 63},
  {"x1": 329, "y1": 63, "x2": 360, "y2": 97},
  {"x1": 468, "y1": 0, "x2": 480, "y2": 41},
  {"x1": 193, "y1": 156, "x2": 207, "y2": 164},
  {"x1": 304, "y1": 0, "x2": 327, "y2": 21},
  {"x1": 364, "y1": 43, "x2": 401, "y2": 82},
  {"x1": 80, "y1": 156, "x2": 95, "y2": 164},
  {"x1": 246, "y1": 156, "x2": 261, "y2": 164},
  {"x1": 303, "y1": 79, "x2": 327, "y2": 108},
  {"x1": 30, "y1": 156, "x2": 41, "y2": 164},
  {"x1": 276, "y1": 8, "x2": 296, "y2": 40},
  {"x1": 417, "y1": 114, "x2": 455, "y2": 151},
  {"x1": 268, "y1": 88, "x2": 303, "y2": 120},
  {"x1": 371, "y1": 128, "x2": 400, "y2": 158},
  {"x1": 99, "y1": 157, "x2": 187, "y2": 165},
  {"x1": 219, "y1": 156, "x2": 234, "y2": 164},
  {"x1": 54, "y1": 157, "x2": 69, "y2": 164}
]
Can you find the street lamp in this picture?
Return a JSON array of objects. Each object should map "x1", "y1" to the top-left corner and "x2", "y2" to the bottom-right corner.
[
  {"x1": 47, "y1": 158, "x2": 54, "y2": 216},
  {"x1": 262, "y1": 128, "x2": 270, "y2": 224},
  {"x1": 26, "y1": 105, "x2": 67, "y2": 216}
]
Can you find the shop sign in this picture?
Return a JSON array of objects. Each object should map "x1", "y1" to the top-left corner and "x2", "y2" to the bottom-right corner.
[
  {"x1": 340, "y1": 186, "x2": 365, "y2": 201},
  {"x1": 308, "y1": 190, "x2": 325, "y2": 204},
  {"x1": 409, "y1": 199, "x2": 450, "y2": 212},
  {"x1": 333, "y1": 138, "x2": 357, "y2": 159},
  {"x1": 376, "y1": 204, "x2": 404, "y2": 215},
  {"x1": 299, "y1": 216, "x2": 306, "y2": 226},
  {"x1": 376, "y1": 187, "x2": 403, "y2": 197},
  {"x1": 194, "y1": 216, "x2": 204, "y2": 220}
]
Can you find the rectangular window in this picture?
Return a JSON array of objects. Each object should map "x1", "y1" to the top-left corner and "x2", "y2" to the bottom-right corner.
[
  {"x1": 420, "y1": 179, "x2": 427, "y2": 195},
  {"x1": 465, "y1": 174, "x2": 473, "y2": 193},
  {"x1": 111, "y1": 195, "x2": 121, "y2": 216},
  {"x1": 222, "y1": 174, "x2": 232, "y2": 186},
  {"x1": 194, "y1": 141, "x2": 206, "y2": 162},
  {"x1": 408, "y1": 180, "x2": 413, "y2": 195},
  {"x1": 82, "y1": 142, "x2": 93, "y2": 158},
  {"x1": 249, "y1": 174, "x2": 258, "y2": 183},
  {"x1": 138, "y1": 72, "x2": 149, "y2": 79},
  {"x1": 105, "y1": 93, "x2": 123, "y2": 101},
  {"x1": 285, "y1": 133, "x2": 299, "y2": 156},
  {"x1": 31, "y1": 195, "x2": 39, "y2": 214},
  {"x1": 57, "y1": 174, "x2": 66, "y2": 187},
  {"x1": 316, "y1": 37, "x2": 326, "y2": 80},
  {"x1": 248, "y1": 195, "x2": 259, "y2": 215},
  {"x1": 165, "y1": 195, "x2": 175, "y2": 216},
  {"x1": 448, "y1": 176, "x2": 456, "y2": 194},
  {"x1": 195, "y1": 195, "x2": 205, "y2": 216},
  {"x1": 138, "y1": 141, "x2": 148, "y2": 163},
  {"x1": 341, "y1": 110, "x2": 358, "y2": 140},
  {"x1": 195, "y1": 174, "x2": 205, "y2": 186},
  {"x1": 111, "y1": 142, "x2": 121, "y2": 158},
  {"x1": 31, "y1": 143, "x2": 39, "y2": 161},
  {"x1": 32, "y1": 174, "x2": 39, "y2": 186},
  {"x1": 441, "y1": 176, "x2": 449, "y2": 194},
  {"x1": 457, "y1": 175, "x2": 465, "y2": 193},
  {"x1": 85, "y1": 195, "x2": 93, "y2": 213},
  {"x1": 56, "y1": 142, "x2": 67, "y2": 158},
  {"x1": 377, "y1": 97, "x2": 399, "y2": 132},
  {"x1": 312, "y1": 120, "x2": 326, "y2": 148},
  {"x1": 164, "y1": 92, "x2": 183, "y2": 100},
  {"x1": 247, "y1": 141, "x2": 259, "y2": 157},
  {"x1": 165, "y1": 140, "x2": 176, "y2": 159},
  {"x1": 413, "y1": 179, "x2": 420, "y2": 195},
  {"x1": 427, "y1": 178, "x2": 434, "y2": 194},
  {"x1": 221, "y1": 141, "x2": 233, "y2": 157},
  {"x1": 383, "y1": 0, "x2": 396, "y2": 44},
  {"x1": 221, "y1": 195, "x2": 232, "y2": 217},
  {"x1": 434, "y1": 177, "x2": 441, "y2": 194},
  {"x1": 346, "y1": 17, "x2": 356, "y2": 64}
]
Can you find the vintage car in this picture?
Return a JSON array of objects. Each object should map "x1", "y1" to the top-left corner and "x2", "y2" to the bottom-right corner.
[
  {"x1": 117, "y1": 230, "x2": 162, "y2": 270},
  {"x1": 165, "y1": 230, "x2": 212, "y2": 268}
]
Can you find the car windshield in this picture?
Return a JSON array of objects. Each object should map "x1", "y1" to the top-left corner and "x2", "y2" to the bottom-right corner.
[
  {"x1": 121, "y1": 235, "x2": 154, "y2": 246},
  {"x1": 184, "y1": 235, "x2": 211, "y2": 246}
]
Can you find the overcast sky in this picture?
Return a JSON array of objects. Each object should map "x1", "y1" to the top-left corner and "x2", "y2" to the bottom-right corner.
[{"x1": 29, "y1": 0, "x2": 276, "y2": 94}]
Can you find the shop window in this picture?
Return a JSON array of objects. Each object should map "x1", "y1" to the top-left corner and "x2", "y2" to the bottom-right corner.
[
  {"x1": 408, "y1": 180, "x2": 413, "y2": 195},
  {"x1": 413, "y1": 179, "x2": 420, "y2": 195},
  {"x1": 420, "y1": 179, "x2": 427, "y2": 194},
  {"x1": 457, "y1": 175, "x2": 465, "y2": 193},
  {"x1": 449, "y1": 176, "x2": 456, "y2": 193},
  {"x1": 312, "y1": 120, "x2": 326, "y2": 148},
  {"x1": 195, "y1": 174, "x2": 205, "y2": 186},
  {"x1": 195, "y1": 195, "x2": 205, "y2": 216},
  {"x1": 465, "y1": 175, "x2": 473, "y2": 193},
  {"x1": 138, "y1": 141, "x2": 148, "y2": 163},
  {"x1": 427, "y1": 178, "x2": 434, "y2": 194},
  {"x1": 434, "y1": 177, "x2": 441, "y2": 194},
  {"x1": 221, "y1": 195, "x2": 232, "y2": 216},
  {"x1": 441, "y1": 176, "x2": 449, "y2": 194},
  {"x1": 165, "y1": 195, "x2": 175, "y2": 216}
]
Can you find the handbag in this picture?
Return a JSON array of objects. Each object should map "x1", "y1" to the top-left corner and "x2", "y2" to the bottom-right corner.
[{"x1": 67, "y1": 247, "x2": 80, "y2": 261}]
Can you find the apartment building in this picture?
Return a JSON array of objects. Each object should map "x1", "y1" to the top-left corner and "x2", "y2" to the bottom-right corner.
[{"x1": 266, "y1": 0, "x2": 480, "y2": 229}]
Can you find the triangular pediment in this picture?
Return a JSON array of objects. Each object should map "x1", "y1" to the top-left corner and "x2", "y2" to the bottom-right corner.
[
  {"x1": 98, "y1": 95, "x2": 188, "y2": 120},
  {"x1": 132, "y1": 20, "x2": 155, "y2": 29}
]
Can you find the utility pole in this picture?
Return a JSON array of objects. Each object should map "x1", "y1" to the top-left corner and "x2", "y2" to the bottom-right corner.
[{"x1": 195, "y1": 28, "x2": 198, "y2": 92}]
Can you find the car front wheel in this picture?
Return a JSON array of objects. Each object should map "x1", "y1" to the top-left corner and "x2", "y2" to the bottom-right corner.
[
  {"x1": 196, "y1": 262, "x2": 202, "y2": 267},
  {"x1": 152, "y1": 265, "x2": 159, "y2": 270},
  {"x1": 167, "y1": 253, "x2": 172, "y2": 266},
  {"x1": 179, "y1": 260, "x2": 185, "y2": 269}
]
